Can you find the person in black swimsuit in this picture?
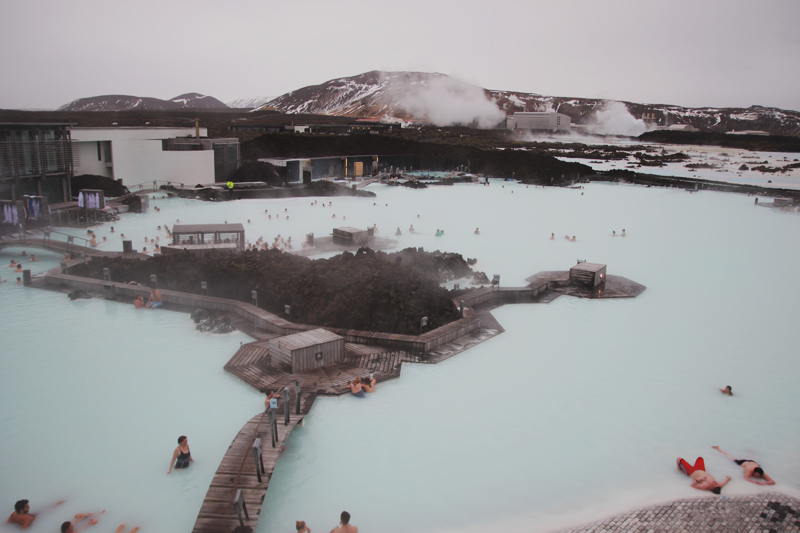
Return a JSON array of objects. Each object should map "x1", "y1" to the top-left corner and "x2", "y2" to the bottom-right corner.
[
  {"x1": 712, "y1": 446, "x2": 775, "y2": 485},
  {"x1": 168, "y1": 436, "x2": 193, "y2": 473}
]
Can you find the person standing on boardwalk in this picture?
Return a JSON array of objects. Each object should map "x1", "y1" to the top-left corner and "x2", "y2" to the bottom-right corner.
[
  {"x1": 712, "y1": 446, "x2": 775, "y2": 485},
  {"x1": 676, "y1": 456, "x2": 730, "y2": 493},
  {"x1": 168, "y1": 436, "x2": 193, "y2": 473},
  {"x1": 330, "y1": 511, "x2": 357, "y2": 533},
  {"x1": 265, "y1": 390, "x2": 280, "y2": 411}
]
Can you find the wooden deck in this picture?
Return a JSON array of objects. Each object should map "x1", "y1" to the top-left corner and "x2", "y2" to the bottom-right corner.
[
  {"x1": 225, "y1": 341, "x2": 405, "y2": 394},
  {"x1": 191, "y1": 395, "x2": 314, "y2": 533}
]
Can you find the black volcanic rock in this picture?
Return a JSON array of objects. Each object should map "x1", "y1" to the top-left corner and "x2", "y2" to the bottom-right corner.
[
  {"x1": 70, "y1": 247, "x2": 479, "y2": 335},
  {"x1": 638, "y1": 131, "x2": 800, "y2": 152},
  {"x1": 242, "y1": 133, "x2": 592, "y2": 184}
]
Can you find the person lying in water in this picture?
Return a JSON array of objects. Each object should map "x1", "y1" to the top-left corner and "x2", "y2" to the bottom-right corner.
[
  {"x1": 676, "y1": 456, "x2": 730, "y2": 493},
  {"x1": 60, "y1": 510, "x2": 104, "y2": 533},
  {"x1": 720, "y1": 385, "x2": 733, "y2": 396},
  {"x1": 712, "y1": 446, "x2": 775, "y2": 485}
]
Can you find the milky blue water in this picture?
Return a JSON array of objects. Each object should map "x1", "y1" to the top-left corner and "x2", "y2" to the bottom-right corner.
[{"x1": 2, "y1": 180, "x2": 800, "y2": 533}]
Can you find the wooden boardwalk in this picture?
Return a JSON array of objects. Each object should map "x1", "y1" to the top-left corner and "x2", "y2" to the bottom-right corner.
[{"x1": 191, "y1": 395, "x2": 314, "y2": 533}]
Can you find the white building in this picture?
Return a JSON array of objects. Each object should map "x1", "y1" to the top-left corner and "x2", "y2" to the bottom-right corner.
[
  {"x1": 507, "y1": 112, "x2": 571, "y2": 132},
  {"x1": 70, "y1": 127, "x2": 226, "y2": 188}
]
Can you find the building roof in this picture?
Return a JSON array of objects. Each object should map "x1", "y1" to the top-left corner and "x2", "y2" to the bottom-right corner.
[
  {"x1": 334, "y1": 226, "x2": 368, "y2": 234},
  {"x1": 570, "y1": 262, "x2": 606, "y2": 273},
  {"x1": 172, "y1": 223, "x2": 245, "y2": 233},
  {"x1": 271, "y1": 328, "x2": 343, "y2": 351}
]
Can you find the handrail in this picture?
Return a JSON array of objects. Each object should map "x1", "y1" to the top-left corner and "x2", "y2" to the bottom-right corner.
[{"x1": 124, "y1": 180, "x2": 188, "y2": 192}]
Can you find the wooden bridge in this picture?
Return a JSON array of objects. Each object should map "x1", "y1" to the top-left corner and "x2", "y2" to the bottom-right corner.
[{"x1": 191, "y1": 399, "x2": 312, "y2": 533}]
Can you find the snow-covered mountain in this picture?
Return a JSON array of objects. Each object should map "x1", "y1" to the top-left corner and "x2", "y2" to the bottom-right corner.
[
  {"x1": 262, "y1": 71, "x2": 800, "y2": 135},
  {"x1": 226, "y1": 96, "x2": 279, "y2": 109},
  {"x1": 58, "y1": 92, "x2": 228, "y2": 111}
]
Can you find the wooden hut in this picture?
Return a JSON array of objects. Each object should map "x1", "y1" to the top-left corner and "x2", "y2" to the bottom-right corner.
[
  {"x1": 332, "y1": 226, "x2": 368, "y2": 245},
  {"x1": 569, "y1": 262, "x2": 607, "y2": 288},
  {"x1": 269, "y1": 329, "x2": 344, "y2": 373},
  {"x1": 163, "y1": 223, "x2": 245, "y2": 256}
]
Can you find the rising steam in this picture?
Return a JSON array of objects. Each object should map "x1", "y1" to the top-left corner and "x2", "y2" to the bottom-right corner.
[
  {"x1": 585, "y1": 101, "x2": 649, "y2": 136},
  {"x1": 385, "y1": 73, "x2": 506, "y2": 128}
]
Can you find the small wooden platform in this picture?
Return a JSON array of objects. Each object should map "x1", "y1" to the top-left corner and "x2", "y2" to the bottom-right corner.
[
  {"x1": 525, "y1": 271, "x2": 646, "y2": 299},
  {"x1": 225, "y1": 341, "x2": 405, "y2": 395},
  {"x1": 191, "y1": 395, "x2": 314, "y2": 533}
]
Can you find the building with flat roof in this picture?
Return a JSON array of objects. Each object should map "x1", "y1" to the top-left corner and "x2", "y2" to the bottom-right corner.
[
  {"x1": 71, "y1": 127, "x2": 239, "y2": 188},
  {"x1": 0, "y1": 122, "x2": 74, "y2": 202},
  {"x1": 507, "y1": 112, "x2": 571, "y2": 132}
]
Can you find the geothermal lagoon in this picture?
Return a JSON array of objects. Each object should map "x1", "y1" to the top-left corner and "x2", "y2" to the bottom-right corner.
[{"x1": 2, "y1": 179, "x2": 800, "y2": 533}]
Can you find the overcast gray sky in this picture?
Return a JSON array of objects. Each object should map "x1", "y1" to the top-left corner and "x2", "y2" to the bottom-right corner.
[{"x1": 1, "y1": 0, "x2": 798, "y2": 111}]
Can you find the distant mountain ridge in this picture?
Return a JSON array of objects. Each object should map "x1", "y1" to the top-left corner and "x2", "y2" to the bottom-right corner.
[
  {"x1": 57, "y1": 72, "x2": 800, "y2": 135},
  {"x1": 262, "y1": 71, "x2": 800, "y2": 136},
  {"x1": 58, "y1": 92, "x2": 228, "y2": 112}
]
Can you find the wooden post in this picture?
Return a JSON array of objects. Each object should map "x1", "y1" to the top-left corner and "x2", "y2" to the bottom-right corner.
[
  {"x1": 294, "y1": 381, "x2": 301, "y2": 415},
  {"x1": 268, "y1": 409, "x2": 276, "y2": 448},
  {"x1": 252, "y1": 437, "x2": 264, "y2": 483},
  {"x1": 232, "y1": 489, "x2": 249, "y2": 527},
  {"x1": 284, "y1": 386, "x2": 291, "y2": 426}
]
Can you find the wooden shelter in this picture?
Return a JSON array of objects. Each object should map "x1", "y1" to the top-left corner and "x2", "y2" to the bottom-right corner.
[
  {"x1": 332, "y1": 226, "x2": 368, "y2": 245},
  {"x1": 165, "y1": 223, "x2": 245, "y2": 256},
  {"x1": 569, "y1": 262, "x2": 607, "y2": 288},
  {"x1": 269, "y1": 328, "x2": 344, "y2": 373}
]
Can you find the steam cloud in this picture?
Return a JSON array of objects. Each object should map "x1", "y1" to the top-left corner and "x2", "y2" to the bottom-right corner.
[
  {"x1": 388, "y1": 74, "x2": 506, "y2": 128},
  {"x1": 585, "y1": 101, "x2": 649, "y2": 136}
]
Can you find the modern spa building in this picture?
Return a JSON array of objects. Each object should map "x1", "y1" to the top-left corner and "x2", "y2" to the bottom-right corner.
[
  {"x1": 71, "y1": 127, "x2": 240, "y2": 187},
  {"x1": 0, "y1": 122, "x2": 74, "y2": 203},
  {"x1": 506, "y1": 112, "x2": 571, "y2": 132}
]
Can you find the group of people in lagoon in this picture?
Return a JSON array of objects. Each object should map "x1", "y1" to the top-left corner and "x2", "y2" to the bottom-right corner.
[
  {"x1": 675, "y1": 386, "x2": 776, "y2": 493},
  {"x1": 7, "y1": 501, "x2": 135, "y2": 533},
  {"x1": 133, "y1": 288, "x2": 162, "y2": 309},
  {"x1": 349, "y1": 376, "x2": 377, "y2": 398},
  {"x1": 293, "y1": 510, "x2": 359, "y2": 533}
]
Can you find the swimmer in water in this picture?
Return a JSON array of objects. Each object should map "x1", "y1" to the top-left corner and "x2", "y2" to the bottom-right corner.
[
  {"x1": 168, "y1": 436, "x2": 193, "y2": 474},
  {"x1": 349, "y1": 377, "x2": 366, "y2": 398},
  {"x1": 711, "y1": 446, "x2": 776, "y2": 485},
  {"x1": 720, "y1": 385, "x2": 733, "y2": 396},
  {"x1": 362, "y1": 376, "x2": 377, "y2": 393},
  {"x1": 571, "y1": 236, "x2": 576, "y2": 242},
  {"x1": 474, "y1": 228, "x2": 480, "y2": 235},
  {"x1": 550, "y1": 233, "x2": 555, "y2": 240},
  {"x1": 622, "y1": 229, "x2": 626, "y2": 236},
  {"x1": 409, "y1": 225, "x2": 414, "y2": 233},
  {"x1": 612, "y1": 231, "x2": 617, "y2": 236}
]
